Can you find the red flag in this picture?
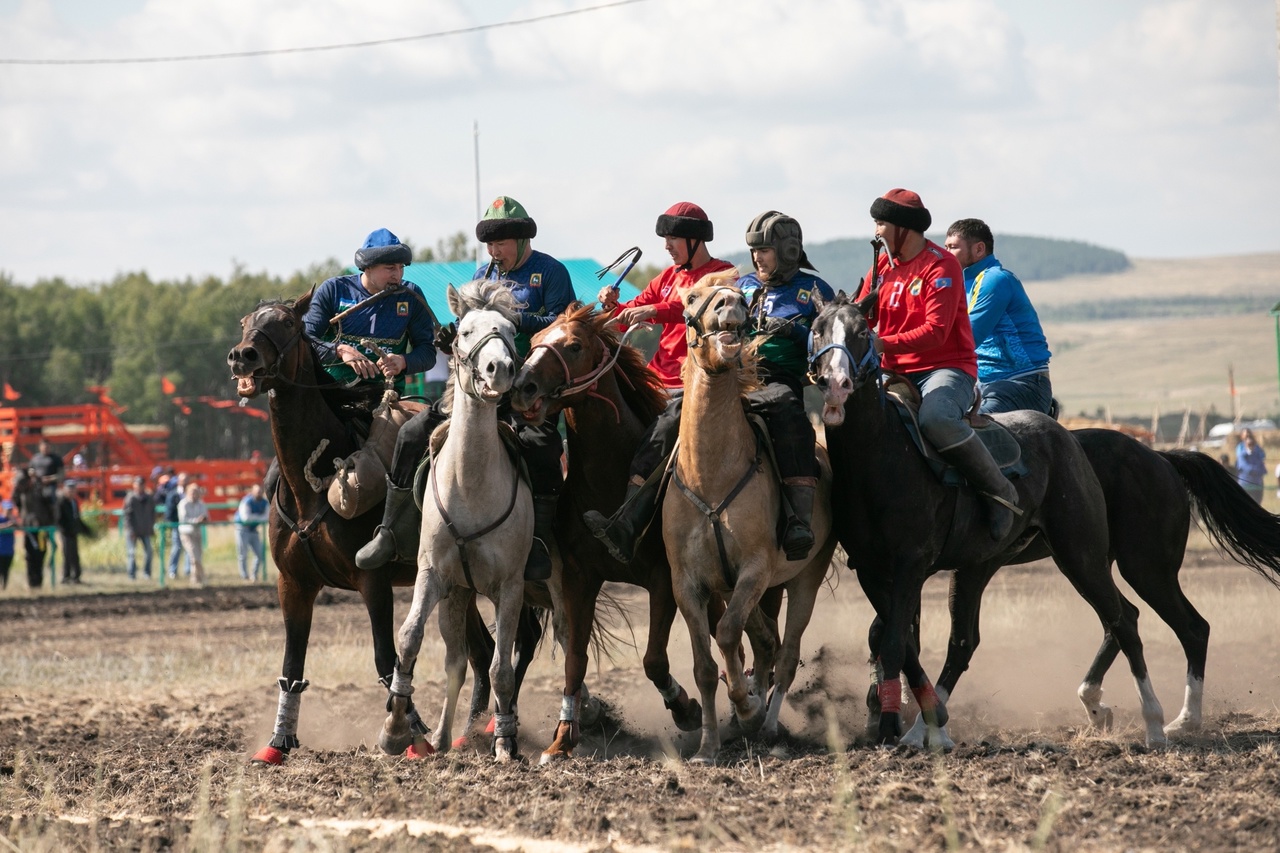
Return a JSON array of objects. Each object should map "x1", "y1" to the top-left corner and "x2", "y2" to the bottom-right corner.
[
  {"x1": 2, "y1": 382, "x2": 19, "y2": 401},
  {"x1": 161, "y1": 376, "x2": 177, "y2": 395}
]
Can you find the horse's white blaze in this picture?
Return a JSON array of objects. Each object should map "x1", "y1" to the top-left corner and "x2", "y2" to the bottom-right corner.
[{"x1": 1164, "y1": 676, "x2": 1204, "y2": 736}]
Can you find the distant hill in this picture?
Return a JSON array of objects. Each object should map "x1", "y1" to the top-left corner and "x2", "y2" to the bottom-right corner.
[{"x1": 722, "y1": 234, "x2": 1131, "y2": 286}]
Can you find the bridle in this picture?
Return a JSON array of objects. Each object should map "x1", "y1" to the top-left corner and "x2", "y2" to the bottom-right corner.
[
  {"x1": 453, "y1": 326, "x2": 521, "y2": 401},
  {"x1": 683, "y1": 286, "x2": 746, "y2": 350},
  {"x1": 807, "y1": 311, "x2": 882, "y2": 394},
  {"x1": 524, "y1": 331, "x2": 629, "y2": 424},
  {"x1": 243, "y1": 306, "x2": 304, "y2": 382}
]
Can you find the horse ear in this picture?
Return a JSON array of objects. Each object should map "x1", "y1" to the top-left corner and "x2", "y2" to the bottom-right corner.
[
  {"x1": 811, "y1": 289, "x2": 826, "y2": 315},
  {"x1": 446, "y1": 283, "x2": 465, "y2": 318},
  {"x1": 833, "y1": 290, "x2": 850, "y2": 306},
  {"x1": 294, "y1": 286, "x2": 315, "y2": 317},
  {"x1": 854, "y1": 289, "x2": 877, "y2": 317}
]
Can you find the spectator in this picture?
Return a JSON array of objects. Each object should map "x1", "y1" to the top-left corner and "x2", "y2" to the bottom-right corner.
[
  {"x1": 56, "y1": 480, "x2": 86, "y2": 584},
  {"x1": 177, "y1": 482, "x2": 209, "y2": 587},
  {"x1": 0, "y1": 498, "x2": 15, "y2": 589},
  {"x1": 29, "y1": 439, "x2": 64, "y2": 505},
  {"x1": 164, "y1": 473, "x2": 191, "y2": 578},
  {"x1": 1235, "y1": 428, "x2": 1266, "y2": 504},
  {"x1": 234, "y1": 484, "x2": 270, "y2": 581},
  {"x1": 122, "y1": 475, "x2": 157, "y2": 580}
]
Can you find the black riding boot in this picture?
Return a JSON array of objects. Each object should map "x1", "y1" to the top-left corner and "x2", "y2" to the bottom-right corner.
[
  {"x1": 780, "y1": 481, "x2": 817, "y2": 561},
  {"x1": 525, "y1": 494, "x2": 557, "y2": 582},
  {"x1": 939, "y1": 434, "x2": 1022, "y2": 541},
  {"x1": 355, "y1": 477, "x2": 421, "y2": 570},
  {"x1": 582, "y1": 476, "x2": 659, "y2": 565}
]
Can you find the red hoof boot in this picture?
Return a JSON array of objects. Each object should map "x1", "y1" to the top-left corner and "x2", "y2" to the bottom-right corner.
[
  {"x1": 251, "y1": 746, "x2": 286, "y2": 766},
  {"x1": 406, "y1": 742, "x2": 436, "y2": 759}
]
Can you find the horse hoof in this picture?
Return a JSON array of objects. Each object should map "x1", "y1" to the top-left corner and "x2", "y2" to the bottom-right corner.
[
  {"x1": 735, "y1": 695, "x2": 766, "y2": 734},
  {"x1": 380, "y1": 724, "x2": 413, "y2": 756},
  {"x1": 667, "y1": 690, "x2": 702, "y2": 732},
  {"x1": 689, "y1": 751, "x2": 717, "y2": 767},
  {"x1": 1163, "y1": 715, "x2": 1200, "y2": 738},
  {"x1": 250, "y1": 746, "x2": 286, "y2": 766},
  {"x1": 539, "y1": 749, "x2": 570, "y2": 765},
  {"x1": 493, "y1": 736, "x2": 519, "y2": 763},
  {"x1": 1087, "y1": 705, "x2": 1114, "y2": 732}
]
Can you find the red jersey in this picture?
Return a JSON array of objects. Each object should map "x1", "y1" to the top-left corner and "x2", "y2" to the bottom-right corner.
[
  {"x1": 621, "y1": 257, "x2": 736, "y2": 387},
  {"x1": 857, "y1": 241, "x2": 977, "y2": 378}
]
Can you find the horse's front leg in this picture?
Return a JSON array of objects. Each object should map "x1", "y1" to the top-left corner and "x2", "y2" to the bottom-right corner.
[
  {"x1": 643, "y1": 579, "x2": 702, "y2": 733},
  {"x1": 454, "y1": 594, "x2": 495, "y2": 749},
  {"x1": 381, "y1": 567, "x2": 445, "y2": 756},
  {"x1": 764, "y1": 560, "x2": 827, "y2": 741},
  {"x1": 874, "y1": 564, "x2": 930, "y2": 746},
  {"x1": 361, "y1": 574, "x2": 431, "y2": 754},
  {"x1": 432, "y1": 586, "x2": 474, "y2": 754},
  {"x1": 718, "y1": 564, "x2": 772, "y2": 735},
  {"x1": 673, "y1": 571, "x2": 721, "y2": 765},
  {"x1": 541, "y1": 567, "x2": 601, "y2": 764},
  {"x1": 252, "y1": 574, "x2": 320, "y2": 765},
  {"x1": 490, "y1": 578, "x2": 526, "y2": 763}
]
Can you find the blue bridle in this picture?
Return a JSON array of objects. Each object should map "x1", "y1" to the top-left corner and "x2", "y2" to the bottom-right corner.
[{"x1": 807, "y1": 324, "x2": 881, "y2": 392}]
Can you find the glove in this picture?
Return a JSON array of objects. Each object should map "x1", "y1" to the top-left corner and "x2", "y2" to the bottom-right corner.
[
  {"x1": 760, "y1": 316, "x2": 794, "y2": 337},
  {"x1": 434, "y1": 322, "x2": 457, "y2": 355}
]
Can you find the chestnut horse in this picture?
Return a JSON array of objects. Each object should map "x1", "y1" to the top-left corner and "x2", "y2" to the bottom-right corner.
[
  {"x1": 228, "y1": 293, "x2": 535, "y2": 763},
  {"x1": 664, "y1": 279, "x2": 837, "y2": 765},
  {"x1": 510, "y1": 302, "x2": 704, "y2": 762}
]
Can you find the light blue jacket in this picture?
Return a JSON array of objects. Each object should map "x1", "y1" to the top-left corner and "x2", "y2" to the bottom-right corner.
[{"x1": 963, "y1": 255, "x2": 1051, "y2": 382}]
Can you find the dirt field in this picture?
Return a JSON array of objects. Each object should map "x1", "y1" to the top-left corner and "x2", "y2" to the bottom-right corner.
[{"x1": 2, "y1": 553, "x2": 1279, "y2": 852}]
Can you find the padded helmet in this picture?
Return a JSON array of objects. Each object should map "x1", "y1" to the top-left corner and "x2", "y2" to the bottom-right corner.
[{"x1": 745, "y1": 210, "x2": 815, "y2": 281}]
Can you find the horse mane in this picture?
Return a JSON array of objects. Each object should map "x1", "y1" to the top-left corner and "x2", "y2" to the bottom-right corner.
[
  {"x1": 453, "y1": 279, "x2": 523, "y2": 324},
  {"x1": 566, "y1": 302, "x2": 668, "y2": 423}
]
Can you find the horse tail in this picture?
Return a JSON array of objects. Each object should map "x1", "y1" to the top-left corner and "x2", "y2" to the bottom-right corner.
[
  {"x1": 589, "y1": 586, "x2": 639, "y2": 667},
  {"x1": 1161, "y1": 449, "x2": 1280, "y2": 588}
]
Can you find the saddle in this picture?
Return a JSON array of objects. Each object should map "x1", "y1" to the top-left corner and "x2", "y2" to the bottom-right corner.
[
  {"x1": 412, "y1": 418, "x2": 530, "y2": 511},
  {"x1": 881, "y1": 371, "x2": 1027, "y2": 485},
  {"x1": 326, "y1": 399, "x2": 428, "y2": 519}
]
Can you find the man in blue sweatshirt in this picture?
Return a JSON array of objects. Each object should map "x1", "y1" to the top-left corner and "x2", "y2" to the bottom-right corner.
[{"x1": 944, "y1": 218, "x2": 1053, "y2": 415}]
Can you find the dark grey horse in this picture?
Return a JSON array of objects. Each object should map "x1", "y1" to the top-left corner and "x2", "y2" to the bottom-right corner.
[{"x1": 808, "y1": 291, "x2": 1167, "y2": 747}]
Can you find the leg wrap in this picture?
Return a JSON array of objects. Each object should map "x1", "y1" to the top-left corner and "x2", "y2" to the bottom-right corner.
[
  {"x1": 390, "y1": 666, "x2": 414, "y2": 697},
  {"x1": 559, "y1": 694, "x2": 577, "y2": 723},
  {"x1": 877, "y1": 677, "x2": 903, "y2": 715},
  {"x1": 493, "y1": 712, "x2": 518, "y2": 739},
  {"x1": 659, "y1": 678, "x2": 684, "y2": 705},
  {"x1": 268, "y1": 678, "x2": 310, "y2": 750},
  {"x1": 911, "y1": 681, "x2": 939, "y2": 713}
]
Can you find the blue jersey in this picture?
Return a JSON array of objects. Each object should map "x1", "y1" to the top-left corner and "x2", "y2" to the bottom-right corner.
[
  {"x1": 473, "y1": 249, "x2": 574, "y2": 355},
  {"x1": 741, "y1": 271, "x2": 836, "y2": 382},
  {"x1": 963, "y1": 255, "x2": 1051, "y2": 383},
  {"x1": 303, "y1": 274, "x2": 437, "y2": 387}
]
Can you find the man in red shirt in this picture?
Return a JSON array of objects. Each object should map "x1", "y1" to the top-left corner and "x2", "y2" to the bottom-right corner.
[
  {"x1": 587, "y1": 202, "x2": 734, "y2": 561},
  {"x1": 858, "y1": 189, "x2": 1020, "y2": 539}
]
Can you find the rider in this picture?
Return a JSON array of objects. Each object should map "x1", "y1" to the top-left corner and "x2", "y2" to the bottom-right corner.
[
  {"x1": 859, "y1": 189, "x2": 1020, "y2": 540},
  {"x1": 356, "y1": 197, "x2": 574, "y2": 581},
  {"x1": 585, "y1": 210, "x2": 833, "y2": 562},
  {"x1": 943, "y1": 218, "x2": 1053, "y2": 415},
  {"x1": 583, "y1": 202, "x2": 733, "y2": 563},
  {"x1": 598, "y1": 202, "x2": 734, "y2": 393},
  {"x1": 303, "y1": 228, "x2": 436, "y2": 390}
]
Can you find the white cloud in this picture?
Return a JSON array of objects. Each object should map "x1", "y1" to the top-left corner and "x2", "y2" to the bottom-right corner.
[{"x1": 0, "y1": 0, "x2": 1277, "y2": 283}]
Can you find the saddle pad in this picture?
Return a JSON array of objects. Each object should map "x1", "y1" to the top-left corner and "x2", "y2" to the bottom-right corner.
[
  {"x1": 415, "y1": 419, "x2": 530, "y2": 510},
  {"x1": 885, "y1": 389, "x2": 1027, "y2": 483}
]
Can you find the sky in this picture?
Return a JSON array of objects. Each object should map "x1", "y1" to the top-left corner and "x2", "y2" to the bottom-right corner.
[{"x1": 1, "y1": 0, "x2": 1278, "y2": 285}]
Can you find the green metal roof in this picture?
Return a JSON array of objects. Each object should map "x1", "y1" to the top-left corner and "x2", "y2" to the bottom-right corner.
[{"x1": 398, "y1": 258, "x2": 642, "y2": 322}]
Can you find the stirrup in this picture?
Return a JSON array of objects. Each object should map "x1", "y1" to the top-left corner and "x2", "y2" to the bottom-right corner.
[{"x1": 982, "y1": 491, "x2": 1024, "y2": 516}]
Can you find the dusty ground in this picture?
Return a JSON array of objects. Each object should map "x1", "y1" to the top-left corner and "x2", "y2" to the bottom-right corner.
[{"x1": 2, "y1": 556, "x2": 1280, "y2": 852}]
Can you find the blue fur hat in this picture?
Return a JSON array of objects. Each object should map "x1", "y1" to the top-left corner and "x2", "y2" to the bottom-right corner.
[{"x1": 354, "y1": 228, "x2": 413, "y2": 270}]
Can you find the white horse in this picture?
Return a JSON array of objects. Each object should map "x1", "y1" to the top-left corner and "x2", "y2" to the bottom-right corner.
[{"x1": 381, "y1": 280, "x2": 535, "y2": 763}]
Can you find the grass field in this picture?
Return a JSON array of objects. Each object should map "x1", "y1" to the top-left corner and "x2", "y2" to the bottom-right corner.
[{"x1": 1027, "y1": 252, "x2": 1280, "y2": 419}]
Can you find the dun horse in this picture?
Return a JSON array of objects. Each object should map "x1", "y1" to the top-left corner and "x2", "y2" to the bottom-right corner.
[
  {"x1": 228, "y1": 293, "x2": 531, "y2": 763},
  {"x1": 380, "y1": 281, "x2": 541, "y2": 763},
  {"x1": 666, "y1": 279, "x2": 837, "y2": 765},
  {"x1": 808, "y1": 291, "x2": 1168, "y2": 747},
  {"x1": 510, "y1": 302, "x2": 705, "y2": 763}
]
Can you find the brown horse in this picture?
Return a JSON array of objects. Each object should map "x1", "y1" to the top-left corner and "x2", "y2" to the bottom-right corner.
[
  {"x1": 228, "y1": 293, "x2": 532, "y2": 763},
  {"x1": 510, "y1": 302, "x2": 705, "y2": 762},
  {"x1": 664, "y1": 278, "x2": 837, "y2": 765}
]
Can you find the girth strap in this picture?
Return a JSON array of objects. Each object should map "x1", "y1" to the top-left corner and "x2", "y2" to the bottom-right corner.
[
  {"x1": 672, "y1": 431, "x2": 763, "y2": 589},
  {"x1": 428, "y1": 452, "x2": 522, "y2": 592}
]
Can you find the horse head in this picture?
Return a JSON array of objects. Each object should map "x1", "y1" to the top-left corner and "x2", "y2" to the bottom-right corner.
[
  {"x1": 228, "y1": 291, "x2": 315, "y2": 397},
  {"x1": 512, "y1": 301, "x2": 619, "y2": 425},
  {"x1": 447, "y1": 280, "x2": 521, "y2": 402},
  {"x1": 682, "y1": 271, "x2": 749, "y2": 375},
  {"x1": 808, "y1": 289, "x2": 880, "y2": 427}
]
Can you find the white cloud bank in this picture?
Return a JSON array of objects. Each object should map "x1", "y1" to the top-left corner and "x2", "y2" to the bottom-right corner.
[{"x1": 0, "y1": 0, "x2": 1277, "y2": 285}]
